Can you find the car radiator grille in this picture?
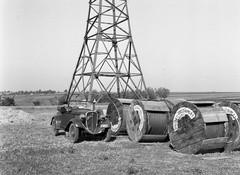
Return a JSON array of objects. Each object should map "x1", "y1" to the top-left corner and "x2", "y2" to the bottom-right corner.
[{"x1": 86, "y1": 112, "x2": 98, "y2": 132}]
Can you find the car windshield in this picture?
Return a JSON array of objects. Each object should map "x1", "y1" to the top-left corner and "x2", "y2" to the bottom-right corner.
[{"x1": 69, "y1": 101, "x2": 88, "y2": 108}]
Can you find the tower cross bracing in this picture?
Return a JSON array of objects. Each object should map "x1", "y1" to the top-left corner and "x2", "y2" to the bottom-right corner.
[{"x1": 67, "y1": 0, "x2": 148, "y2": 103}]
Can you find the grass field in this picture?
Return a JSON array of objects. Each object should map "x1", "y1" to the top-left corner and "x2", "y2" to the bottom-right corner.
[
  {"x1": 12, "y1": 94, "x2": 64, "y2": 106},
  {"x1": 1, "y1": 106, "x2": 240, "y2": 175},
  {"x1": 1, "y1": 92, "x2": 240, "y2": 174}
]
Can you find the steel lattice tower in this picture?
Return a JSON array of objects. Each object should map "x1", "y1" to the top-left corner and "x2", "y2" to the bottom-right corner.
[{"x1": 67, "y1": 0, "x2": 148, "y2": 103}]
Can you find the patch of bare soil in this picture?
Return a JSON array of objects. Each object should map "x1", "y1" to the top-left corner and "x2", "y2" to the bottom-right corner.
[
  {"x1": 0, "y1": 107, "x2": 240, "y2": 175},
  {"x1": 0, "y1": 107, "x2": 34, "y2": 125}
]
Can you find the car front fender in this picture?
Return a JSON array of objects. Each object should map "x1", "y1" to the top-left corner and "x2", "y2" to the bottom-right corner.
[{"x1": 65, "y1": 118, "x2": 85, "y2": 132}]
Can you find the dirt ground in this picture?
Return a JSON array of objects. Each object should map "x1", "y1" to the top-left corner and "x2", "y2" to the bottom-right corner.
[{"x1": 1, "y1": 107, "x2": 240, "y2": 175}]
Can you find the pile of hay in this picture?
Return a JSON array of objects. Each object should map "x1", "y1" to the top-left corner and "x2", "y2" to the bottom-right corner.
[{"x1": 0, "y1": 108, "x2": 33, "y2": 125}]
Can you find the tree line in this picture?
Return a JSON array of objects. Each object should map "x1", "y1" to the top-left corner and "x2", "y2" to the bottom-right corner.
[
  {"x1": 1, "y1": 87, "x2": 170, "y2": 106},
  {"x1": 58, "y1": 87, "x2": 170, "y2": 104}
]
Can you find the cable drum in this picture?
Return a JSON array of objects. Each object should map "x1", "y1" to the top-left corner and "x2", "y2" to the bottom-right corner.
[
  {"x1": 146, "y1": 112, "x2": 168, "y2": 135},
  {"x1": 106, "y1": 98, "x2": 132, "y2": 135},
  {"x1": 126, "y1": 100, "x2": 148, "y2": 142},
  {"x1": 218, "y1": 101, "x2": 240, "y2": 151},
  {"x1": 126, "y1": 99, "x2": 173, "y2": 142},
  {"x1": 168, "y1": 101, "x2": 231, "y2": 154}
]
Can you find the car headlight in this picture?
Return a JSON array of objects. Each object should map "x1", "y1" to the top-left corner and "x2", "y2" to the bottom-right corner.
[{"x1": 79, "y1": 114, "x2": 85, "y2": 119}]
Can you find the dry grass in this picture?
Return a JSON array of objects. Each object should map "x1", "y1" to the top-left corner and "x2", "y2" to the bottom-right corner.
[
  {"x1": 13, "y1": 94, "x2": 62, "y2": 106},
  {"x1": 1, "y1": 107, "x2": 240, "y2": 175},
  {"x1": 168, "y1": 92, "x2": 240, "y2": 102}
]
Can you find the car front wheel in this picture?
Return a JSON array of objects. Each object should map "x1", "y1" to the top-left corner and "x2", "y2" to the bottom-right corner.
[
  {"x1": 101, "y1": 128, "x2": 112, "y2": 142},
  {"x1": 69, "y1": 123, "x2": 81, "y2": 143}
]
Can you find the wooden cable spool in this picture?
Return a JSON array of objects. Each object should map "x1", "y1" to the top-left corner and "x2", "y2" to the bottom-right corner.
[
  {"x1": 126, "y1": 99, "x2": 174, "y2": 142},
  {"x1": 168, "y1": 101, "x2": 231, "y2": 154},
  {"x1": 106, "y1": 98, "x2": 133, "y2": 135},
  {"x1": 218, "y1": 101, "x2": 240, "y2": 151}
]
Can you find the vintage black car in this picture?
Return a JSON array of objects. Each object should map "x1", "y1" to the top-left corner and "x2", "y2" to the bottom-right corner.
[{"x1": 50, "y1": 105, "x2": 111, "y2": 143}]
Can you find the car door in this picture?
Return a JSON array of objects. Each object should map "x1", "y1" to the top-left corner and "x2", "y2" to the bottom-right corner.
[{"x1": 60, "y1": 112, "x2": 74, "y2": 129}]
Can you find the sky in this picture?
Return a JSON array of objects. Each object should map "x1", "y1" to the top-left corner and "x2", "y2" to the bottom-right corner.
[{"x1": 1, "y1": 0, "x2": 240, "y2": 92}]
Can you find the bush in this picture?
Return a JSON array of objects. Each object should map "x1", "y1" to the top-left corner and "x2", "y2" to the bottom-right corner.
[
  {"x1": 58, "y1": 94, "x2": 67, "y2": 105},
  {"x1": 155, "y1": 87, "x2": 170, "y2": 99},
  {"x1": 146, "y1": 87, "x2": 157, "y2": 100},
  {"x1": 0, "y1": 96, "x2": 15, "y2": 106},
  {"x1": 121, "y1": 90, "x2": 138, "y2": 99},
  {"x1": 49, "y1": 97, "x2": 59, "y2": 106},
  {"x1": 32, "y1": 99, "x2": 41, "y2": 106}
]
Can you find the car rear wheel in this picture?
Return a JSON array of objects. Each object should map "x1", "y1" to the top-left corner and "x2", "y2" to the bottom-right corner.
[
  {"x1": 52, "y1": 118, "x2": 59, "y2": 136},
  {"x1": 69, "y1": 123, "x2": 81, "y2": 143}
]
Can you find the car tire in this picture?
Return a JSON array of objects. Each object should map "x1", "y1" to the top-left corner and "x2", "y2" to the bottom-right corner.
[
  {"x1": 101, "y1": 128, "x2": 112, "y2": 142},
  {"x1": 52, "y1": 118, "x2": 59, "y2": 136},
  {"x1": 69, "y1": 123, "x2": 81, "y2": 143}
]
